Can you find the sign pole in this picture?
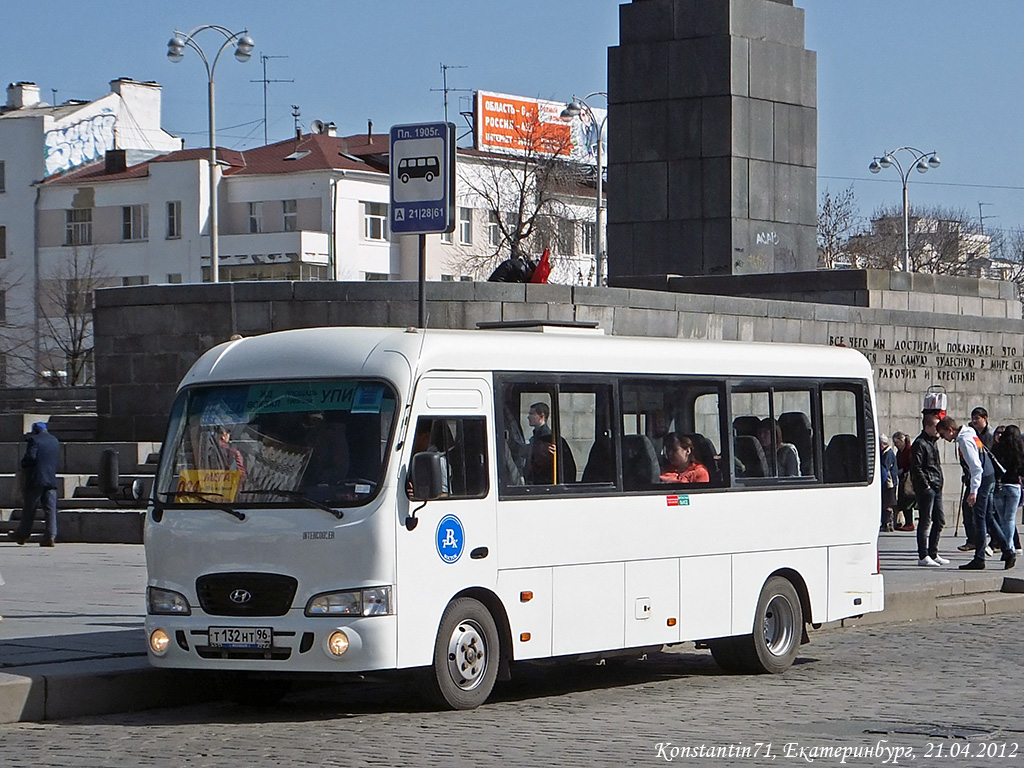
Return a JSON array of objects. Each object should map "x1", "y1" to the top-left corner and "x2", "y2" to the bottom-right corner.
[{"x1": 418, "y1": 234, "x2": 427, "y2": 328}]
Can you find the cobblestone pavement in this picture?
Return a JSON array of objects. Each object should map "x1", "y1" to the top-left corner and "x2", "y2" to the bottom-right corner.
[{"x1": 2, "y1": 614, "x2": 1023, "y2": 767}]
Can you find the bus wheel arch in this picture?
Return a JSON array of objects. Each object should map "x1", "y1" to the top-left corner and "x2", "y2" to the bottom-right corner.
[{"x1": 455, "y1": 587, "x2": 514, "y2": 681}]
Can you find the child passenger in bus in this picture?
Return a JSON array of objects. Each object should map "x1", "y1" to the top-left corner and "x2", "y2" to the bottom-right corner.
[{"x1": 659, "y1": 433, "x2": 710, "y2": 484}]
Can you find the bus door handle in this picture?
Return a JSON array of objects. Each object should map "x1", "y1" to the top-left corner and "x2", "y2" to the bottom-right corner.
[{"x1": 470, "y1": 547, "x2": 489, "y2": 560}]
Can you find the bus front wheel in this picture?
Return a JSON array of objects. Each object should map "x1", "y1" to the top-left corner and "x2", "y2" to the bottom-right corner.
[
  {"x1": 734, "y1": 575, "x2": 802, "y2": 674},
  {"x1": 427, "y1": 597, "x2": 500, "y2": 710}
]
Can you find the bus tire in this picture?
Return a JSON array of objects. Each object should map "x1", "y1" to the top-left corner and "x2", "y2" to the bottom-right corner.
[
  {"x1": 735, "y1": 575, "x2": 802, "y2": 674},
  {"x1": 427, "y1": 597, "x2": 500, "y2": 710},
  {"x1": 708, "y1": 637, "x2": 744, "y2": 674}
]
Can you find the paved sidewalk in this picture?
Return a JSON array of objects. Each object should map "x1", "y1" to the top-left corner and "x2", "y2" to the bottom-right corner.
[{"x1": 0, "y1": 525, "x2": 1020, "y2": 723}]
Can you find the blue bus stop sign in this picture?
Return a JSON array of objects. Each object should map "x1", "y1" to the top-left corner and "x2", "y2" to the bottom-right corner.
[{"x1": 389, "y1": 122, "x2": 456, "y2": 235}]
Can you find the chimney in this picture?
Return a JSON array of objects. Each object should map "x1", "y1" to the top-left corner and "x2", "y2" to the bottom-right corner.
[
  {"x1": 367, "y1": 119, "x2": 373, "y2": 144},
  {"x1": 105, "y1": 149, "x2": 127, "y2": 174},
  {"x1": 326, "y1": 122, "x2": 337, "y2": 137},
  {"x1": 5, "y1": 81, "x2": 41, "y2": 111}
]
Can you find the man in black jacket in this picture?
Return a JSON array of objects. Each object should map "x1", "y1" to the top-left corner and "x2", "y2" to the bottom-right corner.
[
  {"x1": 910, "y1": 413, "x2": 948, "y2": 567},
  {"x1": 12, "y1": 422, "x2": 60, "y2": 547}
]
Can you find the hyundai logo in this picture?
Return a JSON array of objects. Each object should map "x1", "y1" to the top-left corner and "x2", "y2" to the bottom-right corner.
[{"x1": 229, "y1": 589, "x2": 253, "y2": 604}]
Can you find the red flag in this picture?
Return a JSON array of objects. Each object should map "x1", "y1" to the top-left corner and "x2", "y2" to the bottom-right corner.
[{"x1": 529, "y1": 248, "x2": 551, "y2": 283}]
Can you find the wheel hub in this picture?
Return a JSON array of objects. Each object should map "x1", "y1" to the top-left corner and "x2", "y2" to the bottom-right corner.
[{"x1": 446, "y1": 620, "x2": 487, "y2": 690}]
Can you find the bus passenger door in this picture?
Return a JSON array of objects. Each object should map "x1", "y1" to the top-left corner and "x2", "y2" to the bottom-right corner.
[{"x1": 395, "y1": 376, "x2": 496, "y2": 669}]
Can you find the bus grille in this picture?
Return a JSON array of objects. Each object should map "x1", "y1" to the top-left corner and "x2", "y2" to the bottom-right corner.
[{"x1": 195, "y1": 572, "x2": 298, "y2": 617}]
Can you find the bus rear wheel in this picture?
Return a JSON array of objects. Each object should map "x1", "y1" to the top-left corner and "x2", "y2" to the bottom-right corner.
[
  {"x1": 427, "y1": 597, "x2": 500, "y2": 710},
  {"x1": 733, "y1": 575, "x2": 802, "y2": 674}
]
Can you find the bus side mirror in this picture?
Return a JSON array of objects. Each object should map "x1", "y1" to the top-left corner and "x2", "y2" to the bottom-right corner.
[{"x1": 410, "y1": 451, "x2": 444, "y2": 501}]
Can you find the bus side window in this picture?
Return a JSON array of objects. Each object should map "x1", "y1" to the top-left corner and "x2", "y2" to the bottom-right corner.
[{"x1": 410, "y1": 416, "x2": 488, "y2": 499}]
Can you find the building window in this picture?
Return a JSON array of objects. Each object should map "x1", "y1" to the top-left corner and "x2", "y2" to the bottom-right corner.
[
  {"x1": 459, "y1": 207, "x2": 473, "y2": 245},
  {"x1": 122, "y1": 204, "x2": 149, "y2": 242},
  {"x1": 581, "y1": 221, "x2": 596, "y2": 256},
  {"x1": 65, "y1": 209, "x2": 92, "y2": 246},
  {"x1": 166, "y1": 201, "x2": 181, "y2": 239},
  {"x1": 0, "y1": 225, "x2": 6, "y2": 258},
  {"x1": 441, "y1": 229, "x2": 453, "y2": 244},
  {"x1": 364, "y1": 272, "x2": 390, "y2": 281},
  {"x1": 121, "y1": 275, "x2": 149, "y2": 287},
  {"x1": 283, "y1": 199, "x2": 297, "y2": 232},
  {"x1": 249, "y1": 202, "x2": 264, "y2": 234},
  {"x1": 167, "y1": 273, "x2": 182, "y2": 284},
  {"x1": 556, "y1": 218, "x2": 574, "y2": 255},
  {"x1": 488, "y1": 211, "x2": 501, "y2": 247},
  {"x1": 363, "y1": 202, "x2": 388, "y2": 241},
  {"x1": 0, "y1": 160, "x2": 5, "y2": 193},
  {"x1": 65, "y1": 280, "x2": 93, "y2": 316}
]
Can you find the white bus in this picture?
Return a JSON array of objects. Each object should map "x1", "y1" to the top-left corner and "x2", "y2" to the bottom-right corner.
[{"x1": 138, "y1": 324, "x2": 883, "y2": 709}]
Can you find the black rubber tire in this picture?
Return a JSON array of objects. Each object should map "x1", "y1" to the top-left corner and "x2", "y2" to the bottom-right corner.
[
  {"x1": 733, "y1": 575, "x2": 802, "y2": 674},
  {"x1": 427, "y1": 597, "x2": 500, "y2": 710},
  {"x1": 708, "y1": 636, "x2": 744, "y2": 674}
]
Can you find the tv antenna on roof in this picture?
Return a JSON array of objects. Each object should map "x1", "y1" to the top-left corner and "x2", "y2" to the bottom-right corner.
[
  {"x1": 430, "y1": 63, "x2": 471, "y2": 123},
  {"x1": 251, "y1": 54, "x2": 293, "y2": 145}
]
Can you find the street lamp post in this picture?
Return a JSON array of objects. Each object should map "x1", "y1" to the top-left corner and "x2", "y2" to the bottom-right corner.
[
  {"x1": 868, "y1": 146, "x2": 941, "y2": 273},
  {"x1": 561, "y1": 93, "x2": 608, "y2": 286},
  {"x1": 168, "y1": 26, "x2": 255, "y2": 283}
]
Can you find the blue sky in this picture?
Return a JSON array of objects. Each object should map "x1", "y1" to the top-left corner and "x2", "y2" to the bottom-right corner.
[{"x1": 4, "y1": 1, "x2": 1023, "y2": 234}]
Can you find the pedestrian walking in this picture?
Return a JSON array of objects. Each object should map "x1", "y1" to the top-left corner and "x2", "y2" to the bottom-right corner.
[
  {"x1": 938, "y1": 415, "x2": 995, "y2": 570},
  {"x1": 10, "y1": 421, "x2": 60, "y2": 547},
  {"x1": 880, "y1": 434, "x2": 897, "y2": 532},
  {"x1": 910, "y1": 413, "x2": 949, "y2": 567},
  {"x1": 892, "y1": 431, "x2": 916, "y2": 530}
]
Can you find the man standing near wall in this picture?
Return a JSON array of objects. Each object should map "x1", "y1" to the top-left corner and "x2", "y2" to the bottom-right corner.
[
  {"x1": 911, "y1": 414, "x2": 948, "y2": 567},
  {"x1": 11, "y1": 422, "x2": 60, "y2": 547}
]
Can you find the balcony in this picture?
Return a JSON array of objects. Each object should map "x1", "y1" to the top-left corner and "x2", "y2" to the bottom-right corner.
[{"x1": 214, "y1": 230, "x2": 330, "y2": 267}]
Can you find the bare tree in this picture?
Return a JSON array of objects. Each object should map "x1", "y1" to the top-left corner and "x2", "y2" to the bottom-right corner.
[
  {"x1": 841, "y1": 204, "x2": 991, "y2": 276},
  {"x1": 451, "y1": 113, "x2": 593, "y2": 281},
  {"x1": 37, "y1": 246, "x2": 110, "y2": 386},
  {"x1": 0, "y1": 264, "x2": 35, "y2": 386},
  {"x1": 817, "y1": 185, "x2": 861, "y2": 269}
]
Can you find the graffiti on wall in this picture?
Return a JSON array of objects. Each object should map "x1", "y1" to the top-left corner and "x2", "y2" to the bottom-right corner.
[{"x1": 44, "y1": 109, "x2": 117, "y2": 176}]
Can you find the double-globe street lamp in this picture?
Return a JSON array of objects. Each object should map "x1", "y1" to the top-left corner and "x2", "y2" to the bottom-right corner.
[
  {"x1": 868, "y1": 146, "x2": 941, "y2": 273},
  {"x1": 168, "y1": 26, "x2": 255, "y2": 283},
  {"x1": 561, "y1": 93, "x2": 608, "y2": 286}
]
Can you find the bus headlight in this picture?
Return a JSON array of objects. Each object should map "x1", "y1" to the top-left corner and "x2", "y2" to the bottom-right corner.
[
  {"x1": 149, "y1": 628, "x2": 171, "y2": 655},
  {"x1": 147, "y1": 587, "x2": 191, "y2": 615},
  {"x1": 305, "y1": 586, "x2": 392, "y2": 617}
]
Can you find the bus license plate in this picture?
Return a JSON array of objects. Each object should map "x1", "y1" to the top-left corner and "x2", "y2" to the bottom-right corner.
[{"x1": 208, "y1": 626, "x2": 272, "y2": 649}]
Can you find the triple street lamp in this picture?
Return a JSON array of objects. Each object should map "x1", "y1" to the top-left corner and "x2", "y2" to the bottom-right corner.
[
  {"x1": 868, "y1": 146, "x2": 941, "y2": 273},
  {"x1": 168, "y1": 26, "x2": 255, "y2": 283},
  {"x1": 561, "y1": 93, "x2": 608, "y2": 286}
]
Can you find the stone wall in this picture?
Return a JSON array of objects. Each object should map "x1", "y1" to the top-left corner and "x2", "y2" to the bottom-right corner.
[{"x1": 94, "y1": 273, "x2": 1024, "y2": 455}]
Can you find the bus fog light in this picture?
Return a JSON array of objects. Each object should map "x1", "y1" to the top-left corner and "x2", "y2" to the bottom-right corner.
[
  {"x1": 328, "y1": 630, "x2": 350, "y2": 657},
  {"x1": 150, "y1": 628, "x2": 170, "y2": 656}
]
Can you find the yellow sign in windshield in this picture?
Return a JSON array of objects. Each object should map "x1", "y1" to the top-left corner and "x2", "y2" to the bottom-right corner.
[{"x1": 176, "y1": 469, "x2": 242, "y2": 503}]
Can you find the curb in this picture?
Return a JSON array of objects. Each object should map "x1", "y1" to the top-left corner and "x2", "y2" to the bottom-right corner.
[{"x1": 0, "y1": 657, "x2": 216, "y2": 723}]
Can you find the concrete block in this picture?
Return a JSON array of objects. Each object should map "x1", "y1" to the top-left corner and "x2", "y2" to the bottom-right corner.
[
  {"x1": 614, "y1": 40, "x2": 670, "y2": 102},
  {"x1": 668, "y1": 37, "x2": 734, "y2": 100},
  {"x1": 748, "y1": 160, "x2": 774, "y2": 221},
  {"x1": 691, "y1": 0, "x2": 730, "y2": 36},
  {"x1": 608, "y1": 101, "x2": 632, "y2": 165},
  {"x1": 764, "y1": 0, "x2": 805, "y2": 47},
  {"x1": 732, "y1": 157, "x2": 749, "y2": 220},
  {"x1": 0, "y1": 672, "x2": 44, "y2": 724},
  {"x1": 985, "y1": 593, "x2": 1024, "y2": 614},
  {"x1": 229, "y1": 281, "x2": 295, "y2": 302},
  {"x1": 935, "y1": 595, "x2": 987, "y2": 619},
  {"x1": 702, "y1": 157, "x2": 734, "y2": 219},
  {"x1": 619, "y1": 0, "x2": 677, "y2": 44},
  {"x1": 630, "y1": 100, "x2": 671, "y2": 163},
  {"x1": 667, "y1": 159, "x2": 703, "y2": 219},
  {"x1": 627, "y1": 162, "x2": 669, "y2": 221},
  {"x1": 666, "y1": 99, "x2": 703, "y2": 160},
  {"x1": 733, "y1": 96, "x2": 774, "y2": 161},
  {"x1": 700, "y1": 96, "x2": 732, "y2": 157},
  {"x1": 730, "y1": 36, "x2": 749, "y2": 97},
  {"x1": 958, "y1": 296, "x2": 983, "y2": 317},
  {"x1": 982, "y1": 298, "x2": 1008, "y2": 319}
]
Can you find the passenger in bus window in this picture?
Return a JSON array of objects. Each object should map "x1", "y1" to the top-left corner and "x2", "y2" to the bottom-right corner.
[
  {"x1": 659, "y1": 433, "x2": 709, "y2": 484},
  {"x1": 758, "y1": 418, "x2": 799, "y2": 477},
  {"x1": 215, "y1": 425, "x2": 246, "y2": 483},
  {"x1": 526, "y1": 402, "x2": 556, "y2": 483}
]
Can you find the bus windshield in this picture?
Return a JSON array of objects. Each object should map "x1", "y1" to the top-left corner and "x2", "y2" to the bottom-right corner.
[{"x1": 155, "y1": 379, "x2": 397, "y2": 508}]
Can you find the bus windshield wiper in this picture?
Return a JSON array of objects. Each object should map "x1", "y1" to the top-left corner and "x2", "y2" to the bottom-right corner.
[
  {"x1": 156, "y1": 491, "x2": 246, "y2": 521},
  {"x1": 240, "y1": 489, "x2": 345, "y2": 519}
]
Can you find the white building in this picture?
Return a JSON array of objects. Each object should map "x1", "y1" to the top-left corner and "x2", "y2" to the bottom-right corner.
[
  {"x1": 1, "y1": 80, "x2": 603, "y2": 387},
  {"x1": 0, "y1": 78, "x2": 181, "y2": 386}
]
